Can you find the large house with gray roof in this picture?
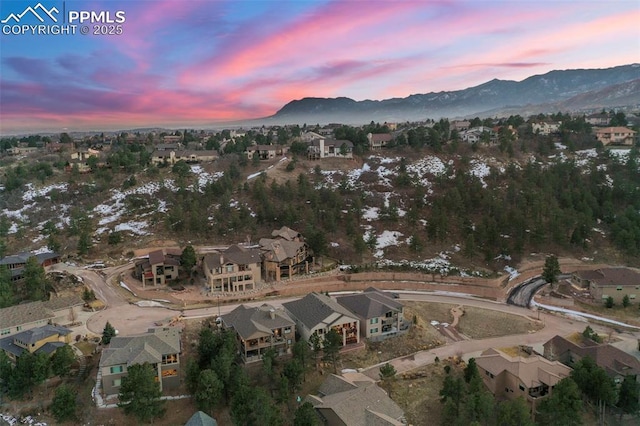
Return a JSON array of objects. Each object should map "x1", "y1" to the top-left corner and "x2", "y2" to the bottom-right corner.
[
  {"x1": 283, "y1": 292, "x2": 360, "y2": 347},
  {"x1": 336, "y1": 288, "x2": 406, "y2": 341},
  {"x1": 221, "y1": 304, "x2": 295, "y2": 363},
  {"x1": 0, "y1": 324, "x2": 72, "y2": 362},
  {"x1": 306, "y1": 372, "x2": 406, "y2": 425},
  {"x1": 0, "y1": 295, "x2": 84, "y2": 337},
  {"x1": 202, "y1": 244, "x2": 262, "y2": 293},
  {"x1": 98, "y1": 327, "x2": 182, "y2": 397}
]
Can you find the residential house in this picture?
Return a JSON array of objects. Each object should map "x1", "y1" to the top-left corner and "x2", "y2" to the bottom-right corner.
[
  {"x1": 301, "y1": 131, "x2": 324, "y2": 142},
  {"x1": 451, "y1": 120, "x2": 471, "y2": 133},
  {"x1": 367, "y1": 133, "x2": 393, "y2": 150},
  {"x1": 0, "y1": 296, "x2": 84, "y2": 337},
  {"x1": 306, "y1": 372, "x2": 405, "y2": 426},
  {"x1": 0, "y1": 251, "x2": 60, "y2": 281},
  {"x1": 586, "y1": 113, "x2": 610, "y2": 126},
  {"x1": 260, "y1": 226, "x2": 312, "y2": 281},
  {"x1": 594, "y1": 127, "x2": 637, "y2": 146},
  {"x1": 163, "y1": 135, "x2": 183, "y2": 143},
  {"x1": 245, "y1": 144, "x2": 287, "y2": 160},
  {"x1": 221, "y1": 304, "x2": 295, "y2": 363},
  {"x1": 6, "y1": 145, "x2": 39, "y2": 156},
  {"x1": 543, "y1": 335, "x2": 640, "y2": 382},
  {"x1": 572, "y1": 267, "x2": 640, "y2": 303},
  {"x1": 98, "y1": 327, "x2": 182, "y2": 397},
  {"x1": 336, "y1": 288, "x2": 406, "y2": 341},
  {"x1": 70, "y1": 148, "x2": 100, "y2": 162},
  {"x1": 202, "y1": 245, "x2": 262, "y2": 293},
  {"x1": 150, "y1": 149, "x2": 218, "y2": 165},
  {"x1": 307, "y1": 139, "x2": 354, "y2": 159},
  {"x1": 532, "y1": 121, "x2": 562, "y2": 135},
  {"x1": 283, "y1": 292, "x2": 360, "y2": 347},
  {"x1": 475, "y1": 348, "x2": 572, "y2": 412},
  {"x1": 460, "y1": 126, "x2": 495, "y2": 143},
  {"x1": 134, "y1": 249, "x2": 180, "y2": 287},
  {"x1": 0, "y1": 324, "x2": 72, "y2": 362}
]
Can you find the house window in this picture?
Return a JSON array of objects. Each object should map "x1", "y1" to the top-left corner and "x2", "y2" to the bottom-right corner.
[
  {"x1": 602, "y1": 295, "x2": 609, "y2": 299},
  {"x1": 113, "y1": 379, "x2": 121, "y2": 387},
  {"x1": 16, "y1": 326, "x2": 22, "y2": 332},
  {"x1": 631, "y1": 295, "x2": 636, "y2": 299},
  {"x1": 617, "y1": 286, "x2": 623, "y2": 291},
  {"x1": 162, "y1": 354, "x2": 178, "y2": 364},
  {"x1": 162, "y1": 369, "x2": 177, "y2": 378},
  {"x1": 110, "y1": 365, "x2": 124, "y2": 374},
  {"x1": 519, "y1": 384, "x2": 525, "y2": 391},
  {"x1": 284, "y1": 327, "x2": 291, "y2": 334},
  {"x1": 287, "y1": 339, "x2": 292, "y2": 345},
  {"x1": 371, "y1": 328, "x2": 378, "y2": 334},
  {"x1": 226, "y1": 265, "x2": 234, "y2": 273},
  {"x1": 370, "y1": 318, "x2": 379, "y2": 325},
  {"x1": 1, "y1": 329, "x2": 9, "y2": 336}
]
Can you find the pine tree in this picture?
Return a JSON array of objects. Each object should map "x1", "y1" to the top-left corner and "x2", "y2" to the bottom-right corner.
[{"x1": 102, "y1": 321, "x2": 116, "y2": 345}]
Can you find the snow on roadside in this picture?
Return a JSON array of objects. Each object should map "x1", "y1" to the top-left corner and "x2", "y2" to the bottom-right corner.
[{"x1": 504, "y1": 266, "x2": 520, "y2": 281}]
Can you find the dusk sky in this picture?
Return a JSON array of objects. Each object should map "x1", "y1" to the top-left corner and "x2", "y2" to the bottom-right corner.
[{"x1": 1, "y1": 0, "x2": 639, "y2": 134}]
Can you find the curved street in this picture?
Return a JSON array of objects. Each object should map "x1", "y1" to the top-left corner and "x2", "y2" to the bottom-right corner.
[{"x1": 51, "y1": 262, "x2": 640, "y2": 379}]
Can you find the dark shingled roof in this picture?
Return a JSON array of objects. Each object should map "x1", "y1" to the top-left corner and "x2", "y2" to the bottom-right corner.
[
  {"x1": 99, "y1": 327, "x2": 181, "y2": 368},
  {"x1": 42, "y1": 295, "x2": 84, "y2": 312},
  {"x1": 574, "y1": 267, "x2": 640, "y2": 287},
  {"x1": 283, "y1": 293, "x2": 357, "y2": 331},
  {"x1": 203, "y1": 245, "x2": 262, "y2": 270},
  {"x1": 0, "y1": 324, "x2": 72, "y2": 358},
  {"x1": 148, "y1": 250, "x2": 165, "y2": 265},
  {"x1": 221, "y1": 304, "x2": 294, "y2": 341},
  {"x1": 184, "y1": 411, "x2": 218, "y2": 426},
  {"x1": 336, "y1": 288, "x2": 403, "y2": 319}
]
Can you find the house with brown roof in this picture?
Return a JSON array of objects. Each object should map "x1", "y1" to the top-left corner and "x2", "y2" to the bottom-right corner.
[
  {"x1": 543, "y1": 335, "x2": 640, "y2": 382},
  {"x1": 202, "y1": 245, "x2": 262, "y2": 293},
  {"x1": 0, "y1": 324, "x2": 72, "y2": 362},
  {"x1": 260, "y1": 227, "x2": 311, "y2": 281},
  {"x1": 572, "y1": 267, "x2": 640, "y2": 304},
  {"x1": 221, "y1": 304, "x2": 295, "y2": 363},
  {"x1": 336, "y1": 288, "x2": 407, "y2": 341},
  {"x1": 595, "y1": 127, "x2": 636, "y2": 146},
  {"x1": 475, "y1": 348, "x2": 572, "y2": 412},
  {"x1": 134, "y1": 249, "x2": 180, "y2": 287},
  {"x1": 283, "y1": 293, "x2": 360, "y2": 347},
  {"x1": 306, "y1": 372, "x2": 405, "y2": 425},
  {"x1": 0, "y1": 251, "x2": 60, "y2": 282},
  {"x1": 367, "y1": 133, "x2": 393, "y2": 150},
  {"x1": 98, "y1": 327, "x2": 181, "y2": 397},
  {"x1": 532, "y1": 121, "x2": 561, "y2": 135},
  {"x1": 150, "y1": 149, "x2": 218, "y2": 165}
]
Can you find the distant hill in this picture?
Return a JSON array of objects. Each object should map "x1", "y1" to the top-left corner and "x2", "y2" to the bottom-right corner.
[{"x1": 268, "y1": 64, "x2": 640, "y2": 124}]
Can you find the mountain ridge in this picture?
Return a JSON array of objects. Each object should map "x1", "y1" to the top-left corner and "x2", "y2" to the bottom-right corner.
[{"x1": 269, "y1": 64, "x2": 640, "y2": 124}]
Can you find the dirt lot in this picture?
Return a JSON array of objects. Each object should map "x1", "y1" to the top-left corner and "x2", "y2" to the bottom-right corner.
[
  {"x1": 341, "y1": 301, "x2": 542, "y2": 369},
  {"x1": 386, "y1": 358, "x2": 466, "y2": 426}
]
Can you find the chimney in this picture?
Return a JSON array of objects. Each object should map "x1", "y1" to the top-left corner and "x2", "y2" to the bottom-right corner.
[
  {"x1": 219, "y1": 254, "x2": 224, "y2": 265},
  {"x1": 269, "y1": 309, "x2": 275, "y2": 319}
]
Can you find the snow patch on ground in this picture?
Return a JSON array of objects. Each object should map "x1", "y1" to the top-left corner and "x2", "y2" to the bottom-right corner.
[
  {"x1": 362, "y1": 206, "x2": 379, "y2": 221},
  {"x1": 469, "y1": 160, "x2": 490, "y2": 188},
  {"x1": 22, "y1": 182, "x2": 68, "y2": 202},
  {"x1": 407, "y1": 156, "x2": 447, "y2": 190},
  {"x1": 575, "y1": 148, "x2": 598, "y2": 167},
  {"x1": 554, "y1": 142, "x2": 567, "y2": 150},
  {"x1": 190, "y1": 165, "x2": 223, "y2": 191}
]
